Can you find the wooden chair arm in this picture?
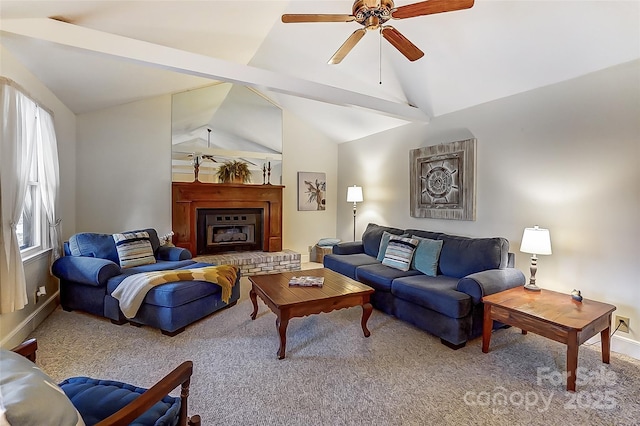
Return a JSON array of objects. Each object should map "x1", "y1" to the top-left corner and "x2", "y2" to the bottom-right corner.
[
  {"x1": 96, "y1": 361, "x2": 195, "y2": 426},
  {"x1": 10, "y1": 338, "x2": 38, "y2": 362}
]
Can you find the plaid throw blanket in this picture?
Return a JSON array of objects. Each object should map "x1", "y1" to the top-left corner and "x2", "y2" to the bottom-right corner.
[{"x1": 112, "y1": 265, "x2": 238, "y2": 319}]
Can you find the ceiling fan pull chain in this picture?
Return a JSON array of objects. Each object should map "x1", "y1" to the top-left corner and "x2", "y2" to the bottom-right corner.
[{"x1": 379, "y1": 28, "x2": 383, "y2": 85}]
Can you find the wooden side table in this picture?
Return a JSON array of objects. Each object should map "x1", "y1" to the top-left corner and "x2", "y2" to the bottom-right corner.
[{"x1": 482, "y1": 286, "x2": 616, "y2": 392}]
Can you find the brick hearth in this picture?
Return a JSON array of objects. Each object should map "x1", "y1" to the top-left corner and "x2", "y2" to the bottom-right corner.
[{"x1": 194, "y1": 250, "x2": 301, "y2": 276}]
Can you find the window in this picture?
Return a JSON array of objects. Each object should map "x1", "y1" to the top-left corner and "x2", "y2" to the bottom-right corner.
[
  {"x1": 18, "y1": 115, "x2": 47, "y2": 258},
  {"x1": 18, "y1": 177, "x2": 44, "y2": 256}
]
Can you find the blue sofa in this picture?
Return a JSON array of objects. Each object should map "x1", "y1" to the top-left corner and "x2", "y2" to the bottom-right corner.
[
  {"x1": 323, "y1": 223, "x2": 525, "y2": 349},
  {"x1": 52, "y1": 228, "x2": 240, "y2": 336}
]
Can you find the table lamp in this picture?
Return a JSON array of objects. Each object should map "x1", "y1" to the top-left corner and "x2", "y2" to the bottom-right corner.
[
  {"x1": 346, "y1": 185, "x2": 363, "y2": 241},
  {"x1": 519, "y1": 225, "x2": 552, "y2": 291}
]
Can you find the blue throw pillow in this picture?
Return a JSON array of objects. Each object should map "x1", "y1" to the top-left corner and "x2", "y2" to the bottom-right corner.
[
  {"x1": 317, "y1": 238, "x2": 341, "y2": 247},
  {"x1": 381, "y1": 236, "x2": 419, "y2": 271},
  {"x1": 411, "y1": 236, "x2": 444, "y2": 277}
]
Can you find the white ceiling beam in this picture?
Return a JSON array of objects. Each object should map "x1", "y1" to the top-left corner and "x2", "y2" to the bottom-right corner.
[{"x1": 0, "y1": 18, "x2": 429, "y2": 122}]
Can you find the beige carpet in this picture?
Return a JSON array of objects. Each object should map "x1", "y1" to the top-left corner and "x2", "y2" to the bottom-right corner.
[{"x1": 29, "y1": 270, "x2": 640, "y2": 425}]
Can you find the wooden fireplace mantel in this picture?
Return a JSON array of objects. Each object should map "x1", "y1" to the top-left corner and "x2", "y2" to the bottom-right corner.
[{"x1": 172, "y1": 182, "x2": 284, "y2": 254}]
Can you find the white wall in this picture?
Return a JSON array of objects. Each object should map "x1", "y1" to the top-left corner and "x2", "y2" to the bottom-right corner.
[
  {"x1": 282, "y1": 110, "x2": 338, "y2": 260},
  {"x1": 338, "y1": 60, "x2": 640, "y2": 354},
  {"x1": 75, "y1": 96, "x2": 338, "y2": 261},
  {"x1": 76, "y1": 95, "x2": 173, "y2": 235},
  {"x1": 0, "y1": 46, "x2": 77, "y2": 347}
]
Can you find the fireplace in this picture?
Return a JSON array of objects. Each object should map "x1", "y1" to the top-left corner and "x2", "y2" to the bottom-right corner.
[
  {"x1": 197, "y1": 208, "x2": 263, "y2": 255},
  {"x1": 172, "y1": 182, "x2": 284, "y2": 255}
]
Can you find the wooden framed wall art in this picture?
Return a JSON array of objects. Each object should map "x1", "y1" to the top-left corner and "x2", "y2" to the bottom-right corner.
[{"x1": 410, "y1": 139, "x2": 476, "y2": 221}]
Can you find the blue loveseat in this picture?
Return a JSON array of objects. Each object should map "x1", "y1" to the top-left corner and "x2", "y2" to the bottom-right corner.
[
  {"x1": 324, "y1": 223, "x2": 525, "y2": 349},
  {"x1": 52, "y1": 228, "x2": 240, "y2": 336}
]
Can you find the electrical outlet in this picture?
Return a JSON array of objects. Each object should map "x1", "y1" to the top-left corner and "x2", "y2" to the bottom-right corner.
[{"x1": 615, "y1": 316, "x2": 630, "y2": 333}]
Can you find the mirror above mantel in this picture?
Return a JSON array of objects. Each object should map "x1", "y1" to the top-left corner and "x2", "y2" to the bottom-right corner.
[{"x1": 171, "y1": 82, "x2": 283, "y2": 184}]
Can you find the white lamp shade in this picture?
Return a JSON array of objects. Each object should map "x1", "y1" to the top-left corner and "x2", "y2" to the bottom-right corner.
[
  {"x1": 347, "y1": 186, "x2": 363, "y2": 203},
  {"x1": 520, "y1": 226, "x2": 552, "y2": 255}
]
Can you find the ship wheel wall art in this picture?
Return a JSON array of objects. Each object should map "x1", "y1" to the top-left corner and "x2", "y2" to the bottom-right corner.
[{"x1": 410, "y1": 139, "x2": 476, "y2": 220}]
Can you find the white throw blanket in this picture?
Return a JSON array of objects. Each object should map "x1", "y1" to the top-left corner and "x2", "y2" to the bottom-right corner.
[{"x1": 111, "y1": 265, "x2": 238, "y2": 319}]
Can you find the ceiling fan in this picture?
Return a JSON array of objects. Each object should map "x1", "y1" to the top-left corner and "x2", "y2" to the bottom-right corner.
[{"x1": 282, "y1": 0, "x2": 474, "y2": 64}]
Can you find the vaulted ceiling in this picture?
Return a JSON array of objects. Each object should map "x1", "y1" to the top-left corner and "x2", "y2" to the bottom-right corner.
[{"x1": 1, "y1": 1, "x2": 638, "y2": 143}]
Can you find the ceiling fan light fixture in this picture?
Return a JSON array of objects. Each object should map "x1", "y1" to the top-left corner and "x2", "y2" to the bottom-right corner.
[{"x1": 283, "y1": 0, "x2": 474, "y2": 64}]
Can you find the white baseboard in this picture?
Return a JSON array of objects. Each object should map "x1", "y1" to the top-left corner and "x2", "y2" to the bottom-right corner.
[
  {"x1": 586, "y1": 333, "x2": 640, "y2": 361},
  {"x1": 611, "y1": 334, "x2": 640, "y2": 360},
  {"x1": 0, "y1": 291, "x2": 59, "y2": 348}
]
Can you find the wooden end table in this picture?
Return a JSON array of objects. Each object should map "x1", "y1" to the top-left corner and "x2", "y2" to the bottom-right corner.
[
  {"x1": 482, "y1": 286, "x2": 616, "y2": 392},
  {"x1": 249, "y1": 268, "x2": 374, "y2": 359}
]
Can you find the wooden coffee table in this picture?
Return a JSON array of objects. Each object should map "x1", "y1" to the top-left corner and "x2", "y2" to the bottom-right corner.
[
  {"x1": 249, "y1": 268, "x2": 374, "y2": 359},
  {"x1": 482, "y1": 286, "x2": 616, "y2": 391}
]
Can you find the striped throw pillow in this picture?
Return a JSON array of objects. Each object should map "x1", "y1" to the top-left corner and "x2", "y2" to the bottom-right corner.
[
  {"x1": 382, "y1": 236, "x2": 419, "y2": 271},
  {"x1": 113, "y1": 231, "x2": 156, "y2": 268}
]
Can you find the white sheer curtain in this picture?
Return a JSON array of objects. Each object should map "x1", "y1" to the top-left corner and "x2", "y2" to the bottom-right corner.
[
  {"x1": 36, "y1": 107, "x2": 62, "y2": 267},
  {"x1": 0, "y1": 82, "x2": 37, "y2": 313}
]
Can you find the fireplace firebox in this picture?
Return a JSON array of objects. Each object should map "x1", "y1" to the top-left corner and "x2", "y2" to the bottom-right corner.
[{"x1": 197, "y1": 208, "x2": 263, "y2": 255}]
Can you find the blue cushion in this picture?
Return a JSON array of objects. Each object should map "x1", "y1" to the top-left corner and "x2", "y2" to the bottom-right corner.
[
  {"x1": 317, "y1": 238, "x2": 341, "y2": 246},
  {"x1": 59, "y1": 377, "x2": 180, "y2": 426},
  {"x1": 391, "y1": 275, "x2": 472, "y2": 319},
  {"x1": 69, "y1": 233, "x2": 120, "y2": 263},
  {"x1": 410, "y1": 236, "x2": 444, "y2": 277},
  {"x1": 356, "y1": 263, "x2": 421, "y2": 292},
  {"x1": 323, "y1": 253, "x2": 378, "y2": 280},
  {"x1": 361, "y1": 223, "x2": 405, "y2": 258},
  {"x1": 437, "y1": 234, "x2": 509, "y2": 278},
  {"x1": 106, "y1": 262, "x2": 221, "y2": 308},
  {"x1": 405, "y1": 229, "x2": 442, "y2": 240}
]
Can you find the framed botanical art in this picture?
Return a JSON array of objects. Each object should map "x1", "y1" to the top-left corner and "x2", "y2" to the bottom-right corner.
[
  {"x1": 410, "y1": 138, "x2": 476, "y2": 221},
  {"x1": 298, "y1": 172, "x2": 326, "y2": 211}
]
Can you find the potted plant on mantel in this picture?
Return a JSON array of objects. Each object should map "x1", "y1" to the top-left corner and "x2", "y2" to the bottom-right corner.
[{"x1": 216, "y1": 160, "x2": 252, "y2": 184}]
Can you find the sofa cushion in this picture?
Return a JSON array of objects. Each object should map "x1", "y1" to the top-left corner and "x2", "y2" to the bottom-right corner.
[
  {"x1": 410, "y1": 236, "x2": 444, "y2": 277},
  {"x1": 361, "y1": 223, "x2": 405, "y2": 258},
  {"x1": 437, "y1": 234, "x2": 509, "y2": 278},
  {"x1": 68, "y1": 232, "x2": 120, "y2": 263},
  {"x1": 391, "y1": 275, "x2": 472, "y2": 319},
  {"x1": 356, "y1": 263, "x2": 421, "y2": 292},
  {"x1": 404, "y1": 229, "x2": 442, "y2": 241},
  {"x1": 113, "y1": 231, "x2": 157, "y2": 268},
  {"x1": 323, "y1": 253, "x2": 379, "y2": 280},
  {"x1": 381, "y1": 236, "x2": 419, "y2": 271},
  {"x1": 59, "y1": 377, "x2": 179, "y2": 426},
  {"x1": 106, "y1": 261, "x2": 218, "y2": 308},
  {"x1": 0, "y1": 349, "x2": 84, "y2": 426},
  {"x1": 376, "y1": 231, "x2": 408, "y2": 261}
]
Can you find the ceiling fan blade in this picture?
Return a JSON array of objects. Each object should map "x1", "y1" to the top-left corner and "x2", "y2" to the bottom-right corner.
[
  {"x1": 381, "y1": 26, "x2": 425, "y2": 61},
  {"x1": 328, "y1": 28, "x2": 367, "y2": 64},
  {"x1": 282, "y1": 14, "x2": 355, "y2": 23},
  {"x1": 391, "y1": 0, "x2": 474, "y2": 20}
]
